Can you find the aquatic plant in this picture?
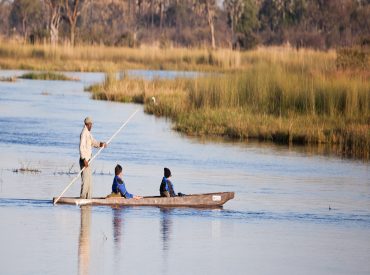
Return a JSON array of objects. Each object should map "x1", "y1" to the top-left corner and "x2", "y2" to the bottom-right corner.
[{"x1": 19, "y1": 71, "x2": 78, "y2": 81}]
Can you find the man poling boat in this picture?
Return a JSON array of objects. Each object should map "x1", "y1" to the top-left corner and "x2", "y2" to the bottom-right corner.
[
  {"x1": 79, "y1": 116, "x2": 107, "y2": 199},
  {"x1": 53, "y1": 109, "x2": 140, "y2": 205}
]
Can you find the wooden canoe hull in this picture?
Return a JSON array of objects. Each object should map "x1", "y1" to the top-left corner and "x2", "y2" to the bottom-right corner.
[{"x1": 53, "y1": 192, "x2": 234, "y2": 208}]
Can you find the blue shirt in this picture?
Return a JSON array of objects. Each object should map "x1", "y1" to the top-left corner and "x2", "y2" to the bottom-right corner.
[
  {"x1": 160, "y1": 177, "x2": 176, "y2": 196},
  {"x1": 112, "y1": 175, "x2": 133, "y2": 198}
]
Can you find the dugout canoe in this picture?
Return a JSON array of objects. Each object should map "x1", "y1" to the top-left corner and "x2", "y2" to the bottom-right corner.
[{"x1": 53, "y1": 192, "x2": 234, "y2": 208}]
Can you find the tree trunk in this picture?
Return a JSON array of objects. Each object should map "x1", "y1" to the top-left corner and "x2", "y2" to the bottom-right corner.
[
  {"x1": 46, "y1": 0, "x2": 61, "y2": 46},
  {"x1": 64, "y1": 0, "x2": 82, "y2": 46},
  {"x1": 22, "y1": 17, "x2": 27, "y2": 42},
  {"x1": 210, "y1": 20, "x2": 216, "y2": 49},
  {"x1": 230, "y1": 9, "x2": 234, "y2": 49},
  {"x1": 150, "y1": 0, "x2": 154, "y2": 29},
  {"x1": 159, "y1": 1, "x2": 164, "y2": 33},
  {"x1": 206, "y1": 0, "x2": 216, "y2": 49},
  {"x1": 50, "y1": 25, "x2": 59, "y2": 45},
  {"x1": 70, "y1": 22, "x2": 75, "y2": 46}
]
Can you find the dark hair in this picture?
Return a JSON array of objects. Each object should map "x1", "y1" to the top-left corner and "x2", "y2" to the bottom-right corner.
[
  {"x1": 164, "y1": 167, "x2": 171, "y2": 178},
  {"x1": 115, "y1": 164, "x2": 122, "y2": 175}
]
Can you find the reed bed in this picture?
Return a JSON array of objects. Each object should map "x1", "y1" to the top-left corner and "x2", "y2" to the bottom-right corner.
[
  {"x1": 88, "y1": 46, "x2": 369, "y2": 159},
  {"x1": 0, "y1": 40, "x2": 241, "y2": 72},
  {"x1": 86, "y1": 72, "x2": 189, "y2": 103}
]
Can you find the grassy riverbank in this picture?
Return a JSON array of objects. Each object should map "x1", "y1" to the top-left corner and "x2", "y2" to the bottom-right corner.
[{"x1": 87, "y1": 47, "x2": 370, "y2": 160}]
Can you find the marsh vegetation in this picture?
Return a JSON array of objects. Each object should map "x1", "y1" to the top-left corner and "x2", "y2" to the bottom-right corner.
[
  {"x1": 87, "y1": 47, "x2": 370, "y2": 159},
  {"x1": 0, "y1": 41, "x2": 241, "y2": 72},
  {"x1": 19, "y1": 71, "x2": 78, "y2": 81}
]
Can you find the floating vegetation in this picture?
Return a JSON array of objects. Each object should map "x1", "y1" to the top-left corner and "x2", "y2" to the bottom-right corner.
[
  {"x1": 13, "y1": 168, "x2": 41, "y2": 174},
  {"x1": 12, "y1": 160, "x2": 42, "y2": 174},
  {"x1": 41, "y1": 91, "x2": 50, "y2": 96},
  {"x1": 19, "y1": 72, "x2": 79, "y2": 81},
  {"x1": 53, "y1": 164, "x2": 112, "y2": 176}
]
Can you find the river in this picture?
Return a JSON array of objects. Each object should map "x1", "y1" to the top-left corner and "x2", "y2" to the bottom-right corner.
[{"x1": 0, "y1": 70, "x2": 369, "y2": 275}]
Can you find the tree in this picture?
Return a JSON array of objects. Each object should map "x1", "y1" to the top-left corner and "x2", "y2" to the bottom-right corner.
[
  {"x1": 350, "y1": 0, "x2": 370, "y2": 44},
  {"x1": 199, "y1": 0, "x2": 217, "y2": 49},
  {"x1": 159, "y1": 0, "x2": 165, "y2": 33},
  {"x1": 9, "y1": 0, "x2": 42, "y2": 41},
  {"x1": 301, "y1": 0, "x2": 355, "y2": 48},
  {"x1": 45, "y1": 0, "x2": 62, "y2": 45},
  {"x1": 0, "y1": 0, "x2": 11, "y2": 36},
  {"x1": 259, "y1": 0, "x2": 306, "y2": 32},
  {"x1": 63, "y1": 0, "x2": 84, "y2": 45},
  {"x1": 225, "y1": 0, "x2": 258, "y2": 49},
  {"x1": 236, "y1": 0, "x2": 259, "y2": 48},
  {"x1": 224, "y1": 0, "x2": 243, "y2": 48}
]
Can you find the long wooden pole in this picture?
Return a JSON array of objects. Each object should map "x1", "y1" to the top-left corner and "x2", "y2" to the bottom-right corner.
[{"x1": 53, "y1": 108, "x2": 140, "y2": 205}]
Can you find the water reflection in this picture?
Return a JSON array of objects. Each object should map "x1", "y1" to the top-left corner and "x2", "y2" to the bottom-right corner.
[
  {"x1": 111, "y1": 206, "x2": 127, "y2": 274},
  {"x1": 112, "y1": 207, "x2": 123, "y2": 243},
  {"x1": 78, "y1": 206, "x2": 91, "y2": 275},
  {"x1": 160, "y1": 208, "x2": 173, "y2": 275},
  {"x1": 160, "y1": 208, "x2": 173, "y2": 251},
  {"x1": 112, "y1": 206, "x2": 125, "y2": 255}
]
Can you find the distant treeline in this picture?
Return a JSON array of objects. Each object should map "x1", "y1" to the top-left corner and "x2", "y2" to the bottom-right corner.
[{"x1": 0, "y1": 0, "x2": 369, "y2": 49}]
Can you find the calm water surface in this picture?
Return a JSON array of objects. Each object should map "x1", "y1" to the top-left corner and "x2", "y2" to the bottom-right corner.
[{"x1": 0, "y1": 70, "x2": 369, "y2": 275}]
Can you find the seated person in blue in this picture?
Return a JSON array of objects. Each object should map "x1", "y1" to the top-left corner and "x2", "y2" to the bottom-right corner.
[
  {"x1": 160, "y1": 167, "x2": 176, "y2": 197},
  {"x1": 109, "y1": 164, "x2": 142, "y2": 199}
]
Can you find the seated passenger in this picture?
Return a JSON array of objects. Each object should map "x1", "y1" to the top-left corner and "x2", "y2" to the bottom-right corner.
[
  {"x1": 108, "y1": 164, "x2": 142, "y2": 199},
  {"x1": 160, "y1": 167, "x2": 176, "y2": 197}
]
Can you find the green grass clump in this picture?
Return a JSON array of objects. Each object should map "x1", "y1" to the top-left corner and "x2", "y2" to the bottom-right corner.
[{"x1": 19, "y1": 72, "x2": 78, "y2": 81}]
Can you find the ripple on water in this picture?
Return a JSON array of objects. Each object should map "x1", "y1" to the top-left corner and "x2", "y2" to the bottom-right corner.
[{"x1": 1, "y1": 199, "x2": 364, "y2": 228}]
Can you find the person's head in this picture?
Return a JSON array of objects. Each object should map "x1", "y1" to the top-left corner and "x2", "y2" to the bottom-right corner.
[
  {"x1": 84, "y1": 117, "x2": 93, "y2": 131},
  {"x1": 164, "y1": 167, "x2": 171, "y2": 178},
  {"x1": 115, "y1": 164, "x2": 123, "y2": 176}
]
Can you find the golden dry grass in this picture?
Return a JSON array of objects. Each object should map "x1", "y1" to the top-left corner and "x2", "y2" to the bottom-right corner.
[{"x1": 0, "y1": 40, "x2": 241, "y2": 71}]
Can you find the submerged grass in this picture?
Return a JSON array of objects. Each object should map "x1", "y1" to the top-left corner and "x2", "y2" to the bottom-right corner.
[
  {"x1": 19, "y1": 71, "x2": 78, "y2": 81},
  {"x1": 87, "y1": 46, "x2": 370, "y2": 160}
]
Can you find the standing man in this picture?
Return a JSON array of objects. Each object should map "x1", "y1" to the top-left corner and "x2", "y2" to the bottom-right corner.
[{"x1": 79, "y1": 117, "x2": 107, "y2": 199}]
